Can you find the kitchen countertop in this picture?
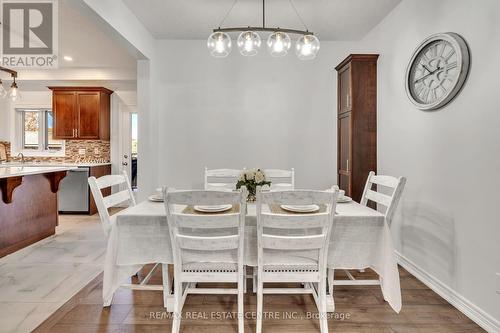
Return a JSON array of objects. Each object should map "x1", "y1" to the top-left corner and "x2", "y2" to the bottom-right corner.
[
  {"x1": 0, "y1": 166, "x2": 78, "y2": 179},
  {"x1": 0, "y1": 162, "x2": 112, "y2": 168}
]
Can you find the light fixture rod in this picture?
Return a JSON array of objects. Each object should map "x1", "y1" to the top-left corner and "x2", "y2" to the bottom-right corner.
[
  {"x1": 214, "y1": 27, "x2": 313, "y2": 35},
  {"x1": 0, "y1": 66, "x2": 17, "y2": 78},
  {"x1": 263, "y1": 0, "x2": 265, "y2": 28}
]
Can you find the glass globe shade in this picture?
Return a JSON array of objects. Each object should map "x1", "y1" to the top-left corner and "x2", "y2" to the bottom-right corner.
[
  {"x1": 207, "y1": 32, "x2": 232, "y2": 58},
  {"x1": 267, "y1": 31, "x2": 291, "y2": 57},
  {"x1": 296, "y1": 34, "x2": 320, "y2": 60},
  {"x1": 8, "y1": 81, "x2": 20, "y2": 101},
  {"x1": 237, "y1": 31, "x2": 261, "y2": 56}
]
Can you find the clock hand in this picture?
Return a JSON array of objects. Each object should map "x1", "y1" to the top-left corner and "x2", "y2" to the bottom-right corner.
[
  {"x1": 422, "y1": 64, "x2": 434, "y2": 73},
  {"x1": 414, "y1": 66, "x2": 443, "y2": 83}
]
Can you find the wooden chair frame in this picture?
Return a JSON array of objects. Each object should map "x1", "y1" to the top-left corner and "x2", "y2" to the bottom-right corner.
[
  {"x1": 164, "y1": 188, "x2": 248, "y2": 333},
  {"x1": 88, "y1": 172, "x2": 171, "y2": 309},
  {"x1": 256, "y1": 188, "x2": 338, "y2": 333},
  {"x1": 264, "y1": 168, "x2": 295, "y2": 190},
  {"x1": 329, "y1": 171, "x2": 406, "y2": 289},
  {"x1": 204, "y1": 167, "x2": 244, "y2": 191}
]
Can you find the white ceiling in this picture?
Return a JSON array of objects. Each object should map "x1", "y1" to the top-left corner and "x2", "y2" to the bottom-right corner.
[
  {"x1": 123, "y1": 0, "x2": 401, "y2": 41},
  {"x1": 58, "y1": 0, "x2": 137, "y2": 68},
  {"x1": 12, "y1": 0, "x2": 137, "y2": 91}
]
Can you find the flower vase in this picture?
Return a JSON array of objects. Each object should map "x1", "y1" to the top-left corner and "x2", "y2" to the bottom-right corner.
[{"x1": 246, "y1": 185, "x2": 256, "y2": 202}]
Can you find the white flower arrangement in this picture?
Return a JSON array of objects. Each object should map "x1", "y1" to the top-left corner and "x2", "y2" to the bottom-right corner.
[{"x1": 236, "y1": 168, "x2": 271, "y2": 201}]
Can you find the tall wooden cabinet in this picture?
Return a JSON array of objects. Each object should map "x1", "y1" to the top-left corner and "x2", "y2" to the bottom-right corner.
[
  {"x1": 335, "y1": 54, "x2": 378, "y2": 202},
  {"x1": 49, "y1": 87, "x2": 113, "y2": 140}
]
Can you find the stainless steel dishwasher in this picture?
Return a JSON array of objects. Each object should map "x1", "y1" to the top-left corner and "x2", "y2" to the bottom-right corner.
[{"x1": 58, "y1": 167, "x2": 90, "y2": 213}]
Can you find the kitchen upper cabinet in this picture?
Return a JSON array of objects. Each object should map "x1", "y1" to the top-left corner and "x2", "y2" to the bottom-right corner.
[
  {"x1": 49, "y1": 87, "x2": 113, "y2": 141},
  {"x1": 52, "y1": 92, "x2": 76, "y2": 139},
  {"x1": 335, "y1": 54, "x2": 378, "y2": 202}
]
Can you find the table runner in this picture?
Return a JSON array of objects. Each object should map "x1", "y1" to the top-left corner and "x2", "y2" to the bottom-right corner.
[{"x1": 103, "y1": 200, "x2": 401, "y2": 312}]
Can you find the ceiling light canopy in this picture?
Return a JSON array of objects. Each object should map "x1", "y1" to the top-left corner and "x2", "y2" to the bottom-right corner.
[{"x1": 207, "y1": 0, "x2": 320, "y2": 60}]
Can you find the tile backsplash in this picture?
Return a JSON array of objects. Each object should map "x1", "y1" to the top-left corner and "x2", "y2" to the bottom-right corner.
[{"x1": 0, "y1": 140, "x2": 110, "y2": 163}]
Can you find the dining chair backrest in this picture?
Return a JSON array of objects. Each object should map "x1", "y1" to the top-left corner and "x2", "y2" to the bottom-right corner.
[
  {"x1": 360, "y1": 171, "x2": 406, "y2": 226},
  {"x1": 88, "y1": 171, "x2": 136, "y2": 237},
  {"x1": 264, "y1": 168, "x2": 295, "y2": 190},
  {"x1": 204, "y1": 167, "x2": 243, "y2": 191},
  {"x1": 256, "y1": 188, "x2": 338, "y2": 269},
  {"x1": 164, "y1": 188, "x2": 247, "y2": 268}
]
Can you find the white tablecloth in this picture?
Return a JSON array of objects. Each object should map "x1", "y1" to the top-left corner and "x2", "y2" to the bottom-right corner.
[{"x1": 103, "y1": 201, "x2": 401, "y2": 312}]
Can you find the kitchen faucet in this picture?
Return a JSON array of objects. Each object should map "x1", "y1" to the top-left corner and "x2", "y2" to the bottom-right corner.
[{"x1": 17, "y1": 152, "x2": 25, "y2": 164}]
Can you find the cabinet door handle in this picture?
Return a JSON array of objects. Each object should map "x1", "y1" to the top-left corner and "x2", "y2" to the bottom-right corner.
[
  {"x1": 75, "y1": 128, "x2": 78, "y2": 138},
  {"x1": 346, "y1": 159, "x2": 349, "y2": 172},
  {"x1": 72, "y1": 129, "x2": 75, "y2": 137},
  {"x1": 346, "y1": 94, "x2": 350, "y2": 108}
]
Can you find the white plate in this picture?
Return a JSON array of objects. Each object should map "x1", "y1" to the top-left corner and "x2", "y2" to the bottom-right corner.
[
  {"x1": 148, "y1": 195, "x2": 164, "y2": 202},
  {"x1": 280, "y1": 204, "x2": 320, "y2": 213},
  {"x1": 337, "y1": 196, "x2": 353, "y2": 203},
  {"x1": 193, "y1": 204, "x2": 233, "y2": 213}
]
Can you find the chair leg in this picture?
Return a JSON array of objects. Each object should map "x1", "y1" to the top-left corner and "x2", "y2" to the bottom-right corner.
[
  {"x1": 327, "y1": 268, "x2": 334, "y2": 295},
  {"x1": 162, "y1": 264, "x2": 171, "y2": 310},
  {"x1": 256, "y1": 279, "x2": 263, "y2": 333},
  {"x1": 238, "y1": 273, "x2": 244, "y2": 333},
  {"x1": 253, "y1": 268, "x2": 257, "y2": 293},
  {"x1": 172, "y1": 279, "x2": 182, "y2": 333},
  {"x1": 318, "y1": 278, "x2": 329, "y2": 333},
  {"x1": 243, "y1": 268, "x2": 247, "y2": 293}
]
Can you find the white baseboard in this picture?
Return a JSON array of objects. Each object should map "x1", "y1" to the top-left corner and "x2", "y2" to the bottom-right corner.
[{"x1": 395, "y1": 251, "x2": 500, "y2": 333}]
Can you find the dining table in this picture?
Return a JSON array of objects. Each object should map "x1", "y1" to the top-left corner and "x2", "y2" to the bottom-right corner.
[{"x1": 102, "y1": 198, "x2": 402, "y2": 313}]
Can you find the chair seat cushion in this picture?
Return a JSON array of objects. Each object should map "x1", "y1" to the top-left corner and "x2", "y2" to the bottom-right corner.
[
  {"x1": 263, "y1": 251, "x2": 319, "y2": 272},
  {"x1": 182, "y1": 262, "x2": 238, "y2": 272}
]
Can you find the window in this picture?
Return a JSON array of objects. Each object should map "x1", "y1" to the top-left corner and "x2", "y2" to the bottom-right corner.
[{"x1": 18, "y1": 109, "x2": 64, "y2": 153}]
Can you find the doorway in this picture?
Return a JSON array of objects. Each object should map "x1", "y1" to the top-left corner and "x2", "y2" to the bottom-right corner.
[
  {"x1": 119, "y1": 106, "x2": 137, "y2": 191},
  {"x1": 131, "y1": 113, "x2": 138, "y2": 189}
]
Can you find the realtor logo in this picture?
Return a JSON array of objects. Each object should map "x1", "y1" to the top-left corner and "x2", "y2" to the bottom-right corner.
[{"x1": 0, "y1": 0, "x2": 58, "y2": 68}]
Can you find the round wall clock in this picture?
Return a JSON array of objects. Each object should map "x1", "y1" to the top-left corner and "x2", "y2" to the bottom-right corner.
[{"x1": 405, "y1": 32, "x2": 470, "y2": 110}]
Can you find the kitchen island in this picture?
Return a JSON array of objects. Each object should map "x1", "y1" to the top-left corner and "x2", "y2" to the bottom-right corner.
[{"x1": 0, "y1": 166, "x2": 76, "y2": 257}]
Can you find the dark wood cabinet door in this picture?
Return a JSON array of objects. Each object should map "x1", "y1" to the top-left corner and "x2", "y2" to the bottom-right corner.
[
  {"x1": 336, "y1": 54, "x2": 378, "y2": 202},
  {"x1": 338, "y1": 65, "x2": 351, "y2": 113},
  {"x1": 77, "y1": 92, "x2": 100, "y2": 139},
  {"x1": 53, "y1": 92, "x2": 76, "y2": 139},
  {"x1": 338, "y1": 113, "x2": 352, "y2": 196},
  {"x1": 338, "y1": 174, "x2": 351, "y2": 196}
]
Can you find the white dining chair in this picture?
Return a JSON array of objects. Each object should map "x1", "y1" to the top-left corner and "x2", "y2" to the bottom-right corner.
[
  {"x1": 164, "y1": 188, "x2": 247, "y2": 333},
  {"x1": 328, "y1": 171, "x2": 406, "y2": 289},
  {"x1": 204, "y1": 167, "x2": 244, "y2": 191},
  {"x1": 88, "y1": 172, "x2": 169, "y2": 308},
  {"x1": 88, "y1": 171, "x2": 136, "y2": 237},
  {"x1": 256, "y1": 188, "x2": 338, "y2": 333},
  {"x1": 264, "y1": 168, "x2": 295, "y2": 190}
]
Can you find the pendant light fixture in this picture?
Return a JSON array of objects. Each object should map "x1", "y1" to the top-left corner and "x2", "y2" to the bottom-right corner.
[
  {"x1": 296, "y1": 34, "x2": 320, "y2": 60},
  {"x1": 207, "y1": 31, "x2": 232, "y2": 57},
  {"x1": 208, "y1": 0, "x2": 319, "y2": 60},
  {"x1": 8, "y1": 78, "x2": 20, "y2": 102},
  {"x1": 237, "y1": 31, "x2": 261, "y2": 56},
  {"x1": 0, "y1": 66, "x2": 21, "y2": 101}
]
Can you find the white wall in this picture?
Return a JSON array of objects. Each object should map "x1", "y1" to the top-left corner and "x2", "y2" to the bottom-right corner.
[
  {"x1": 155, "y1": 40, "x2": 352, "y2": 189},
  {"x1": 0, "y1": 99, "x2": 10, "y2": 140},
  {"x1": 356, "y1": 0, "x2": 500, "y2": 327}
]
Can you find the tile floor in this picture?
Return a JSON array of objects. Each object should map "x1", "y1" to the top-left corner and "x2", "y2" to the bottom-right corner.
[{"x1": 0, "y1": 214, "x2": 106, "y2": 333}]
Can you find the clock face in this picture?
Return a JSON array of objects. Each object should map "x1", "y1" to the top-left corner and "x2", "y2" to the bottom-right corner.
[{"x1": 405, "y1": 33, "x2": 470, "y2": 110}]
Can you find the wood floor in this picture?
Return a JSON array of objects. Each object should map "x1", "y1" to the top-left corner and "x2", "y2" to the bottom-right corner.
[{"x1": 33, "y1": 265, "x2": 484, "y2": 333}]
